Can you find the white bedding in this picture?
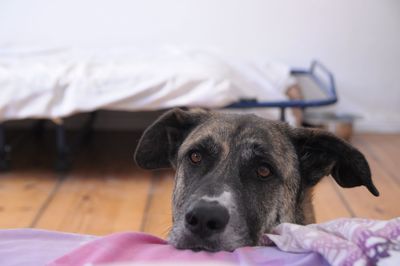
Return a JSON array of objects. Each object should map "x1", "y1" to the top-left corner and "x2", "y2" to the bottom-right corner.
[{"x1": 0, "y1": 47, "x2": 295, "y2": 122}]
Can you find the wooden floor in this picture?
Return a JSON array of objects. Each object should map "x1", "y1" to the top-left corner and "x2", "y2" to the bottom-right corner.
[{"x1": 0, "y1": 131, "x2": 399, "y2": 238}]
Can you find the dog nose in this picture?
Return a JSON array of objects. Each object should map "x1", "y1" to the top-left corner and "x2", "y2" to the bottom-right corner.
[{"x1": 185, "y1": 201, "x2": 229, "y2": 238}]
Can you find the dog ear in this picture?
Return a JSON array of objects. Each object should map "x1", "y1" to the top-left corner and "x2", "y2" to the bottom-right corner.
[
  {"x1": 290, "y1": 127, "x2": 379, "y2": 196},
  {"x1": 134, "y1": 108, "x2": 209, "y2": 169}
]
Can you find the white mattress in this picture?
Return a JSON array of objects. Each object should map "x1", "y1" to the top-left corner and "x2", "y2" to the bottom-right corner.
[{"x1": 0, "y1": 47, "x2": 295, "y2": 122}]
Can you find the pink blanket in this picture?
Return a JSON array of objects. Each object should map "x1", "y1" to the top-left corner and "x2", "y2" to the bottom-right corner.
[
  {"x1": 49, "y1": 217, "x2": 400, "y2": 266},
  {"x1": 49, "y1": 233, "x2": 325, "y2": 266},
  {"x1": 1, "y1": 218, "x2": 399, "y2": 266}
]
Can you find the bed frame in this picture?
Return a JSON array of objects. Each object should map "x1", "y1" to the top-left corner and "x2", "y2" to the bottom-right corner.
[{"x1": 0, "y1": 60, "x2": 336, "y2": 172}]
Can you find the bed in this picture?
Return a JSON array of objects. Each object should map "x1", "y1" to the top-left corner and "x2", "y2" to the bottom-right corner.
[{"x1": 0, "y1": 47, "x2": 337, "y2": 170}]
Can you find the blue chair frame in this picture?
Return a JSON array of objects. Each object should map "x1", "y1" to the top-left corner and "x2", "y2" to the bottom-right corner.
[{"x1": 225, "y1": 60, "x2": 337, "y2": 121}]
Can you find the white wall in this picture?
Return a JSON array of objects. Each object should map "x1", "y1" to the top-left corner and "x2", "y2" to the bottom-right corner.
[{"x1": 1, "y1": 0, "x2": 399, "y2": 132}]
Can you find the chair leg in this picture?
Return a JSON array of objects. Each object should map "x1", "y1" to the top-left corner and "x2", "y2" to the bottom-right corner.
[{"x1": 280, "y1": 107, "x2": 286, "y2": 122}]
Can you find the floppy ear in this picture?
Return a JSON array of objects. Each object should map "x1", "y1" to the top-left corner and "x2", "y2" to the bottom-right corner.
[
  {"x1": 290, "y1": 127, "x2": 379, "y2": 196},
  {"x1": 134, "y1": 108, "x2": 209, "y2": 169}
]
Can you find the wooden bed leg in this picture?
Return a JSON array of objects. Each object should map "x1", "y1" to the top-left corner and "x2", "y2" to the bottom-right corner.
[
  {"x1": 54, "y1": 119, "x2": 70, "y2": 172},
  {"x1": 0, "y1": 123, "x2": 10, "y2": 171}
]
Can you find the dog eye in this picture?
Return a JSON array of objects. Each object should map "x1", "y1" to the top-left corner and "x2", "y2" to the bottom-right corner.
[
  {"x1": 257, "y1": 166, "x2": 271, "y2": 179},
  {"x1": 189, "y1": 151, "x2": 202, "y2": 164}
]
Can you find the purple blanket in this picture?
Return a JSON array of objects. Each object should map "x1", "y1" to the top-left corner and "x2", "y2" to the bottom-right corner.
[
  {"x1": 262, "y1": 218, "x2": 400, "y2": 265},
  {"x1": 0, "y1": 218, "x2": 399, "y2": 266},
  {"x1": 0, "y1": 229, "x2": 96, "y2": 266}
]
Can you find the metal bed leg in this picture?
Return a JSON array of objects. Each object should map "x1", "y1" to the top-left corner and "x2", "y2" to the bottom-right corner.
[
  {"x1": 280, "y1": 107, "x2": 286, "y2": 122},
  {"x1": 53, "y1": 112, "x2": 97, "y2": 172},
  {"x1": 0, "y1": 123, "x2": 10, "y2": 171},
  {"x1": 54, "y1": 119, "x2": 70, "y2": 172},
  {"x1": 80, "y1": 112, "x2": 97, "y2": 145},
  {"x1": 33, "y1": 119, "x2": 46, "y2": 139}
]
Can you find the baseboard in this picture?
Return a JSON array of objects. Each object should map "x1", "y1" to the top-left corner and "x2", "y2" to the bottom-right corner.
[{"x1": 355, "y1": 119, "x2": 400, "y2": 133}]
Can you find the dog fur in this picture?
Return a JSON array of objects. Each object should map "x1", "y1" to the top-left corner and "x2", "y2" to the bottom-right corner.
[{"x1": 134, "y1": 108, "x2": 379, "y2": 252}]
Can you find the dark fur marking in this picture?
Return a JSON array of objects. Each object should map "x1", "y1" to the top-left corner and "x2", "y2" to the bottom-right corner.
[{"x1": 134, "y1": 108, "x2": 379, "y2": 251}]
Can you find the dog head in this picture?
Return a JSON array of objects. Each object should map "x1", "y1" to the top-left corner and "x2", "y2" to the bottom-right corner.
[{"x1": 135, "y1": 108, "x2": 379, "y2": 252}]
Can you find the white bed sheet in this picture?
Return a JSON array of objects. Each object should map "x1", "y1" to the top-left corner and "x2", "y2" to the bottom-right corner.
[{"x1": 0, "y1": 47, "x2": 295, "y2": 122}]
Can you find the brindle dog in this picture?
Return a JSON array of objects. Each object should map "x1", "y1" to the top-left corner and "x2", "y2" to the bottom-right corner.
[{"x1": 134, "y1": 108, "x2": 379, "y2": 252}]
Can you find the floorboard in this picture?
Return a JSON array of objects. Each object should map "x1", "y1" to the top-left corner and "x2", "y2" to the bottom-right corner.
[
  {"x1": 313, "y1": 178, "x2": 354, "y2": 222},
  {"x1": 141, "y1": 170, "x2": 174, "y2": 237},
  {"x1": 0, "y1": 132, "x2": 399, "y2": 237},
  {"x1": 0, "y1": 134, "x2": 60, "y2": 228},
  {"x1": 33, "y1": 132, "x2": 152, "y2": 235},
  {"x1": 335, "y1": 135, "x2": 400, "y2": 219}
]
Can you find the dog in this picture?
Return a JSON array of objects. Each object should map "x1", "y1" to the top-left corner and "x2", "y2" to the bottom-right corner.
[{"x1": 134, "y1": 108, "x2": 379, "y2": 252}]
